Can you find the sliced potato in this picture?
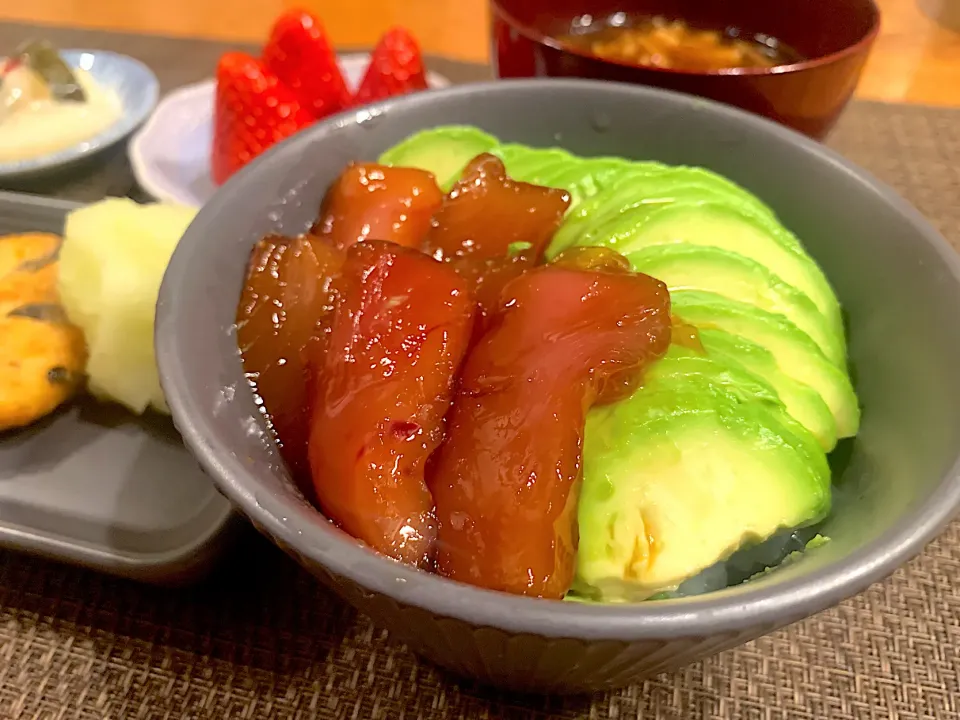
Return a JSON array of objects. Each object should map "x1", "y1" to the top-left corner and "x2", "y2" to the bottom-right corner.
[{"x1": 58, "y1": 198, "x2": 197, "y2": 415}]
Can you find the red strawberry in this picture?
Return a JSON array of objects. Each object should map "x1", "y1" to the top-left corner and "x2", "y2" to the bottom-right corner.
[
  {"x1": 353, "y1": 27, "x2": 429, "y2": 106},
  {"x1": 262, "y1": 9, "x2": 352, "y2": 119},
  {"x1": 212, "y1": 52, "x2": 314, "y2": 186}
]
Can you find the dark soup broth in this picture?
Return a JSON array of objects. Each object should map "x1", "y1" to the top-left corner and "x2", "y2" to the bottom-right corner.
[{"x1": 557, "y1": 14, "x2": 803, "y2": 72}]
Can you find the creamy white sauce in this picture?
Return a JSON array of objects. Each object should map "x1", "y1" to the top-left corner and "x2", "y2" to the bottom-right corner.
[{"x1": 0, "y1": 66, "x2": 122, "y2": 162}]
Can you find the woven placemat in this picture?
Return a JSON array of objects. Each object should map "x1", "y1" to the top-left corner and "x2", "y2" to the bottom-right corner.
[{"x1": 1, "y1": 22, "x2": 960, "y2": 720}]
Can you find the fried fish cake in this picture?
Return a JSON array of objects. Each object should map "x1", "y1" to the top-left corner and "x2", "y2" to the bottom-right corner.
[
  {"x1": 0, "y1": 232, "x2": 60, "y2": 277},
  {"x1": 0, "y1": 316, "x2": 86, "y2": 431},
  {"x1": 0, "y1": 263, "x2": 59, "y2": 316},
  {"x1": 0, "y1": 232, "x2": 87, "y2": 432}
]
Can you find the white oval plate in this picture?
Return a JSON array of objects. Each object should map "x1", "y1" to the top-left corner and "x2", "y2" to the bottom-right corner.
[{"x1": 129, "y1": 53, "x2": 451, "y2": 208}]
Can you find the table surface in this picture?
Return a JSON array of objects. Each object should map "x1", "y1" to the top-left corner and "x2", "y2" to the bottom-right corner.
[{"x1": 4, "y1": 0, "x2": 960, "y2": 107}]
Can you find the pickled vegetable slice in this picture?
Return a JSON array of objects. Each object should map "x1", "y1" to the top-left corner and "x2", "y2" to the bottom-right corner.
[
  {"x1": 430, "y1": 248, "x2": 671, "y2": 598},
  {"x1": 308, "y1": 240, "x2": 475, "y2": 567}
]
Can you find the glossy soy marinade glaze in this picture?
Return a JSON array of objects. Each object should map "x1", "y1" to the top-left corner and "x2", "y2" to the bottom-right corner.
[
  {"x1": 231, "y1": 115, "x2": 866, "y2": 606},
  {"x1": 431, "y1": 247, "x2": 670, "y2": 598},
  {"x1": 309, "y1": 240, "x2": 475, "y2": 567},
  {"x1": 234, "y1": 152, "x2": 673, "y2": 598},
  {"x1": 422, "y1": 153, "x2": 570, "y2": 331}
]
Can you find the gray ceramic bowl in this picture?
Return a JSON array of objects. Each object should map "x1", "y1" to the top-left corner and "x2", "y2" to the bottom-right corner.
[{"x1": 156, "y1": 79, "x2": 960, "y2": 693}]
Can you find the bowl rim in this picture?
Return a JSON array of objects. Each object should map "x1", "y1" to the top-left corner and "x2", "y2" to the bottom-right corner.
[
  {"x1": 0, "y1": 48, "x2": 160, "y2": 178},
  {"x1": 158, "y1": 78, "x2": 960, "y2": 641},
  {"x1": 488, "y1": 0, "x2": 882, "y2": 78}
]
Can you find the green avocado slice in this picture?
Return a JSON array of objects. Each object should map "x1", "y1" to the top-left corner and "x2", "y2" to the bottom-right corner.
[
  {"x1": 535, "y1": 160, "x2": 642, "y2": 214},
  {"x1": 627, "y1": 244, "x2": 845, "y2": 367},
  {"x1": 574, "y1": 358, "x2": 831, "y2": 602},
  {"x1": 500, "y1": 151, "x2": 666, "y2": 213},
  {"x1": 551, "y1": 167, "x2": 779, "y2": 248},
  {"x1": 559, "y1": 200, "x2": 843, "y2": 337},
  {"x1": 647, "y1": 344, "x2": 783, "y2": 406},
  {"x1": 695, "y1": 327, "x2": 839, "y2": 451},
  {"x1": 527, "y1": 159, "x2": 651, "y2": 213},
  {"x1": 377, "y1": 125, "x2": 499, "y2": 191},
  {"x1": 671, "y1": 290, "x2": 859, "y2": 438},
  {"x1": 494, "y1": 144, "x2": 574, "y2": 181}
]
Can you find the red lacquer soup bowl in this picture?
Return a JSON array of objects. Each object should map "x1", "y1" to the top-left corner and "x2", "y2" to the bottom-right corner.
[{"x1": 491, "y1": 0, "x2": 880, "y2": 139}]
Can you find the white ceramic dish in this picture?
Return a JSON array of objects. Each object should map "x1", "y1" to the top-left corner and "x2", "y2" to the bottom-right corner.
[
  {"x1": 129, "y1": 53, "x2": 451, "y2": 207},
  {"x1": 0, "y1": 49, "x2": 159, "y2": 179}
]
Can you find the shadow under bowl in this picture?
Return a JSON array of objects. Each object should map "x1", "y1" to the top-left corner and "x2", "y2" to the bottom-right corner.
[
  {"x1": 490, "y1": 0, "x2": 881, "y2": 139},
  {"x1": 156, "y1": 79, "x2": 960, "y2": 693}
]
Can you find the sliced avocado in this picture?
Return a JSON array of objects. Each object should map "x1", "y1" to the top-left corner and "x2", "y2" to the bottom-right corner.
[
  {"x1": 649, "y1": 344, "x2": 783, "y2": 407},
  {"x1": 696, "y1": 327, "x2": 838, "y2": 451},
  {"x1": 377, "y1": 125, "x2": 500, "y2": 191},
  {"x1": 626, "y1": 244, "x2": 845, "y2": 367},
  {"x1": 652, "y1": 166, "x2": 776, "y2": 216},
  {"x1": 575, "y1": 365, "x2": 831, "y2": 602},
  {"x1": 636, "y1": 528, "x2": 830, "y2": 601},
  {"x1": 555, "y1": 167, "x2": 778, "y2": 246},
  {"x1": 559, "y1": 199, "x2": 842, "y2": 337},
  {"x1": 671, "y1": 290, "x2": 859, "y2": 438},
  {"x1": 534, "y1": 159, "x2": 639, "y2": 215},
  {"x1": 534, "y1": 157, "x2": 664, "y2": 188},
  {"x1": 493, "y1": 144, "x2": 572, "y2": 180},
  {"x1": 506, "y1": 156, "x2": 666, "y2": 218},
  {"x1": 540, "y1": 166, "x2": 666, "y2": 254},
  {"x1": 538, "y1": 156, "x2": 642, "y2": 186}
]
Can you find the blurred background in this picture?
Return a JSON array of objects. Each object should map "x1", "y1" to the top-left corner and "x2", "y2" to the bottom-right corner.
[{"x1": 7, "y1": 0, "x2": 960, "y2": 105}]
